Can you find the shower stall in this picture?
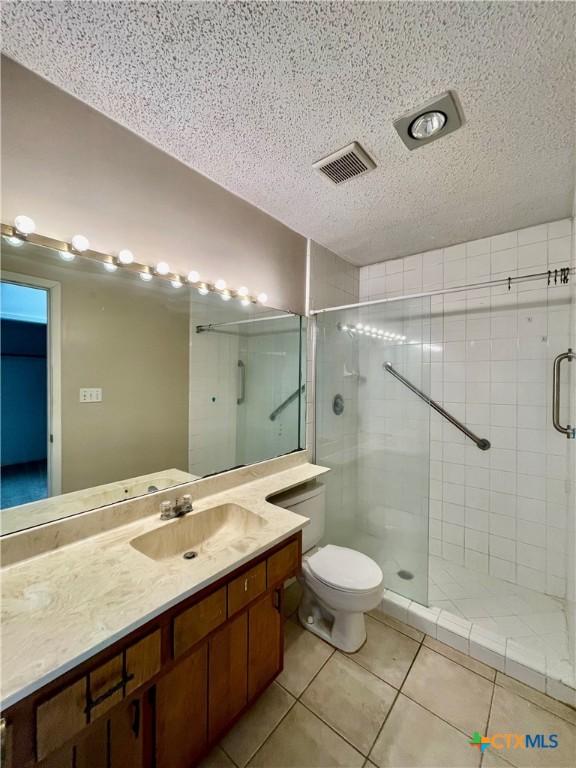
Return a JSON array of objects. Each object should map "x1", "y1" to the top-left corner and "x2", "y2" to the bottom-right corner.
[{"x1": 314, "y1": 263, "x2": 575, "y2": 693}]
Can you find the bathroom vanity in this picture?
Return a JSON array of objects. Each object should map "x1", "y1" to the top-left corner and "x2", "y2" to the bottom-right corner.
[{"x1": 0, "y1": 457, "x2": 329, "y2": 768}]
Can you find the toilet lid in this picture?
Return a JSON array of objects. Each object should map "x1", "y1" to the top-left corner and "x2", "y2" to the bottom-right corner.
[{"x1": 307, "y1": 545, "x2": 383, "y2": 592}]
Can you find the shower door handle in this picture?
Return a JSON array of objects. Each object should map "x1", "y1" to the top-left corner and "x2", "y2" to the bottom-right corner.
[
  {"x1": 552, "y1": 348, "x2": 575, "y2": 438},
  {"x1": 237, "y1": 360, "x2": 246, "y2": 405}
]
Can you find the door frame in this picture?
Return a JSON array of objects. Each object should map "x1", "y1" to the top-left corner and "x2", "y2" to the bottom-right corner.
[{"x1": 1, "y1": 270, "x2": 62, "y2": 496}]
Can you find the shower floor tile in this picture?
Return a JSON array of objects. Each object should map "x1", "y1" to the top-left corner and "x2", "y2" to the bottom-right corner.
[{"x1": 428, "y1": 556, "x2": 572, "y2": 670}]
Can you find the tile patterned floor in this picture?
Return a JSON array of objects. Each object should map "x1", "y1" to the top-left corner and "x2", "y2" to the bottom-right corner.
[
  {"x1": 200, "y1": 593, "x2": 576, "y2": 768},
  {"x1": 429, "y1": 557, "x2": 571, "y2": 663}
]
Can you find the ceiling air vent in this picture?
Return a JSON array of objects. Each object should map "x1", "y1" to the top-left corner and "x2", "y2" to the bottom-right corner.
[{"x1": 313, "y1": 142, "x2": 376, "y2": 185}]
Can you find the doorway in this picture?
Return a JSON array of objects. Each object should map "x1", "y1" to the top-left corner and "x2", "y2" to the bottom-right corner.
[{"x1": 1, "y1": 274, "x2": 61, "y2": 508}]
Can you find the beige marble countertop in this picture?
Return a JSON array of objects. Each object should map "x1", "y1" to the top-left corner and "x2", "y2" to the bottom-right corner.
[{"x1": 1, "y1": 461, "x2": 329, "y2": 709}]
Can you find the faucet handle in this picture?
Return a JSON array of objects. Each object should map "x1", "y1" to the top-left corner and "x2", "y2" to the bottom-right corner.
[
  {"x1": 177, "y1": 494, "x2": 193, "y2": 512},
  {"x1": 160, "y1": 500, "x2": 174, "y2": 520}
]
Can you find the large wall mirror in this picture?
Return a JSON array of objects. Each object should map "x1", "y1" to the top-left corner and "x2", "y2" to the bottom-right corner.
[{"x1": 1, "y1": 238, "x2": 305, "y2": 535}]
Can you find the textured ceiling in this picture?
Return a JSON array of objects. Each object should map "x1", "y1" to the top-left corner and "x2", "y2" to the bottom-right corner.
[{"x1": 2, "y1": 1, "x2": 575, "y2": 265}]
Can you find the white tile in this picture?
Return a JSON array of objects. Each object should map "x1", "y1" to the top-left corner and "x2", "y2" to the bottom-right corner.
[
  {"x1": 547, "y1": 236, "x2": 572, "y2": 264},
  {"x1": 443, "y1": 522, "x2": 464, "y2": 547},
  {"x1": 489, "y1": 514, "x2": 515, "y2": 540},
  {"x1": 517, "y1": 542, "x2": 546, "y2": 571},
  {"x1": 491, "y1": 231, "x2": 518, "y2": 252},
  {"x1": 465, "y1": 506, "x2": 490, "y2": 531},
  {"x1": 490, "y1": 470, "x2": 516, "y2": 495},
  {"x1": 547, "y1": 218, "x2": 572, "y2": 239},
  {"x1": 516, "y1": 520, "x2": 545, "y2": 547},
  {"x1": 442, "y1": 542, "x2": 464, "y2": 565},
  {"x1": 521, "y1": 611, "x2": 567, "y2": 635},
  {"x1": 469, "y1": 627, "x2": 506, "y2": 671},
  {"x1": 464, "y1": 549, "x2": 489, "y2": 574},
  {"x1": 443, "y1": 243, "x2": 466, "y2": 261},
  {"x1": 465, "y1": 528, "x2": 489, "y2": 554},
  {"x1": 380, "y1": 590, "x2": 411, "y2": 623},
  {"x1": 407, "y1": 603, "x2": 441, "y2": 637},
  {"x1": 490, "y1": 491, "x2": 516, "y2": 517},
  {"x1": 517, "y1": 223, "x2": 548, "y2": 245},
  {"x1": 546, "y1": 676, "x2": 576, "y2": 708},
  {"x1": 489, "y1": 556, "x2": 515, "y2": 582},
  {"x1": 491, "y1": 248, "x2": 518, "y2": 274},
  {"x1": 490, "y1": 535, "x2": 515, "y2": 562},
  {"x1": 516, "y1": 565, "x2": 546, "y2": 592},
  {"x1": 467, "y1": 237, "x2": 491, "y2": 257},
  {"x1": 436, "y1": 612, "x2": 471, "y2": 653},
  {"x1": 518, "y1": 242, "x2": 547, "y2": 269},
  {"x1": 505, "y1": 641, "x2": 546, "y2": 692}
]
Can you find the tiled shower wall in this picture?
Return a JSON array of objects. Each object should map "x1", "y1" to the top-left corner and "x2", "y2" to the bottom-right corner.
[{"x1": 359, "y1": 219, "x2": 575, "y2": 601}]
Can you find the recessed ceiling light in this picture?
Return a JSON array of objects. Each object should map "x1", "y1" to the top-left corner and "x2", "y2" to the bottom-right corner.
[
  {"x1": 393, "y1": 91, "x2": 464, "y2": 151},
  {"x1": 409, "y1": 111, "x2": 447, "y2": 140}
]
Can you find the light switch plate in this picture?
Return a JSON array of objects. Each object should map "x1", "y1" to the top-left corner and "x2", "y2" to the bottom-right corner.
[{"x1": 79, "y1": 388, "x2": 102, "y2": 403}]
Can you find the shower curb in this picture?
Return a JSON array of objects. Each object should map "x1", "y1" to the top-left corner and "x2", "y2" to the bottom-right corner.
[{"x1": 377, "y1": 588, "x2": 576, "y2": 708}]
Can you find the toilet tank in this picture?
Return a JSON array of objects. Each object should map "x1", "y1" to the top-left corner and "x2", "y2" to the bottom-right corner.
[{"x1": 269, "y1": 482, "x2": 326, "y2": 553}]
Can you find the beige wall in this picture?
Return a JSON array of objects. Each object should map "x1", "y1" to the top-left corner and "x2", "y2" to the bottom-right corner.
[
  {"x1": 1, "y1": 57, "x2": 307, "y2": 313},
  {"x1": 3, "y1": 245, "x2": 189, "y2": 493}
]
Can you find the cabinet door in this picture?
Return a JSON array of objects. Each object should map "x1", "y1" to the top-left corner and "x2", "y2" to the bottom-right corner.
[
  {"x1": 248, "y1": 590, "x2": 282, "y2": 699},
  {"x1": 208, "y1": 612, "x2": 248, "y2": 741},
  {"x1": 74, "y1": 718, "x2": 108, "y2": 768},
  {"x1": 156, "y1": 644, "x2": 208, "y2": 768},
  {"x1": 109, "y1": 698, "x2": 144, "y2": 768}
]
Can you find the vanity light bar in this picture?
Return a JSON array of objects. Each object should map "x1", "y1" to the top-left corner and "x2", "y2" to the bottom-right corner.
[
  {"x1": 1, "y1": 219, "x2": 268, "y2": 305},
  {"x1": 337, "y1": 321, "x2": 407, "y2": 343}
]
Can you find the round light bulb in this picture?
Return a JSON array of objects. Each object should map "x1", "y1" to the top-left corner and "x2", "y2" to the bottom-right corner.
[
  {"x1": 257, "y1": 292, "x2": 268, "y2": 304},
  {"x1": 357, "y1": 323, "x2": 364, "y2": 330},
  {"x1": 155, "y1": 261, "x2": 170, "y2": 275},
  {"x1": 197, "y1": 283, "x2": 209, "y2": 295},
  {"x1": 139, "y1": 271, "x2": 153, "y2": 282},
  {"x1": 237, "y1": 286, "x2": 249, "y2": 297},
  {"x1": 220, "y1": 290, "x2": 232, "y2": 301},
  {"x1": 240, "y1": 297, "x2": 251, "y2": 306},
  {"x1": 14, "y1": 215, "x2": 36, "y2": 235},
  {"x1": 409, "y1": 111, "x2": 447, "y2": 140},
  {"x1": 118, "y1": 249, "x2": 134, "y2": 265},
  {"x1": 4, "y1": 235, "x2": 23, "y2": 247},
  {"x1": 215, "y1": 279, "x2": 227, "y2": 291},
  {"x1": 171, "y1": 279, "x2": 183, "y2": 288},
  {"x1": 59, "y1": 250, "x2": 76, "y2": 262},
  {"x1": 104, "y1": 262, "x2": 118, "y2": 272},
  {"x1": 71, "y1": 234, "x2": 90, "y2": 252},
  {"x1": 187, "y1": 270, "x2": 200, "y2": 283}
]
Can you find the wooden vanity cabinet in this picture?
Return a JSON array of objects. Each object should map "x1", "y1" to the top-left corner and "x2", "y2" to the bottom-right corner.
[{"x1": 2, "y1": 533, "x2": 300, "y2": 768}]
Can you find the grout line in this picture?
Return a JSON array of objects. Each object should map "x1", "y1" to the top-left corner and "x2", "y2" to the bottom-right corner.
[
  {"x1": 493, "y1": 675, "x2": 576, "y2": 726},
  {"x1": 228, "y1": 683, "x2": 298, "y2": 768},
  {"x1": 219, "y1": 742, "x2": 241, "y2": 768},
  {"x1": 363, "y1": 629, "x2": 427, "y2": 760},
  {"x1": 484, "y1": 677, "x2": 497, "y2": 739}
]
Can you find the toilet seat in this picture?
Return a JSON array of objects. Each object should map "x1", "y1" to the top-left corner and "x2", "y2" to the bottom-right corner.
[{"x1": 306, "y1": 545, "x2": 383, "y2": 593}]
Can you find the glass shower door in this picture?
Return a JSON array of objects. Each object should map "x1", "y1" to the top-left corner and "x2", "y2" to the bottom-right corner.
[{"x1": 315, "y1": 296, "x2": 431, "y2": 605}]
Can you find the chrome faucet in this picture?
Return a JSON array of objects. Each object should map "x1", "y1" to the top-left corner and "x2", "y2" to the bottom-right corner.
[{"x1": 159, "y1": 494, "x2": 193, "y2": 520}]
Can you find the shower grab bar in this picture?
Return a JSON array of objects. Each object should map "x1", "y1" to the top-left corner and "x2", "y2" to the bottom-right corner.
[
  {"x1": 552, "y1": 348, "x2": 575, "y2": 439},
  {"x1": 383, "y1": 362, "x2": 491, "y2": 451},
  {"x1": 269, "y1": 384, "x2": 305, "y2": 421}
]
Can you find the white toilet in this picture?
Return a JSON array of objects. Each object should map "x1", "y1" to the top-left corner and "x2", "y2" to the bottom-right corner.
[{"x1": 273, "y1": 482, "x2": 383, "y2": 652}]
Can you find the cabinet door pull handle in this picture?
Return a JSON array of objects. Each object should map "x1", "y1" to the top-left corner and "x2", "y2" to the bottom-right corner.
[
  {"x1": 273, "y1": 590, "x2": 281, "y2": 612},
  {"x1": 244, "y1": 578, "x2": 248, "y2": 592},
  {"x1": 85, "y1": 672, "x2": 134, "y2": 715},
  {"x1": 0, "y1": 717, "x2": 6, "y2": 765},
  {"x1": 131, "y1": 700, "x2": 141, "y2": 738}
]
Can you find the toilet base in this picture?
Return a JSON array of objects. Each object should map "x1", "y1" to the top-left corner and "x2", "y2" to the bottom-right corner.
[{"x1": 297, "y1": 585, "x2": 367, "y2": 653}]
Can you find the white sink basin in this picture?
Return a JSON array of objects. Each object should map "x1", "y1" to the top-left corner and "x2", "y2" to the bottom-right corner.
[{"x1": 130, "y1": 503, "x2": 267, "y2": 562}]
